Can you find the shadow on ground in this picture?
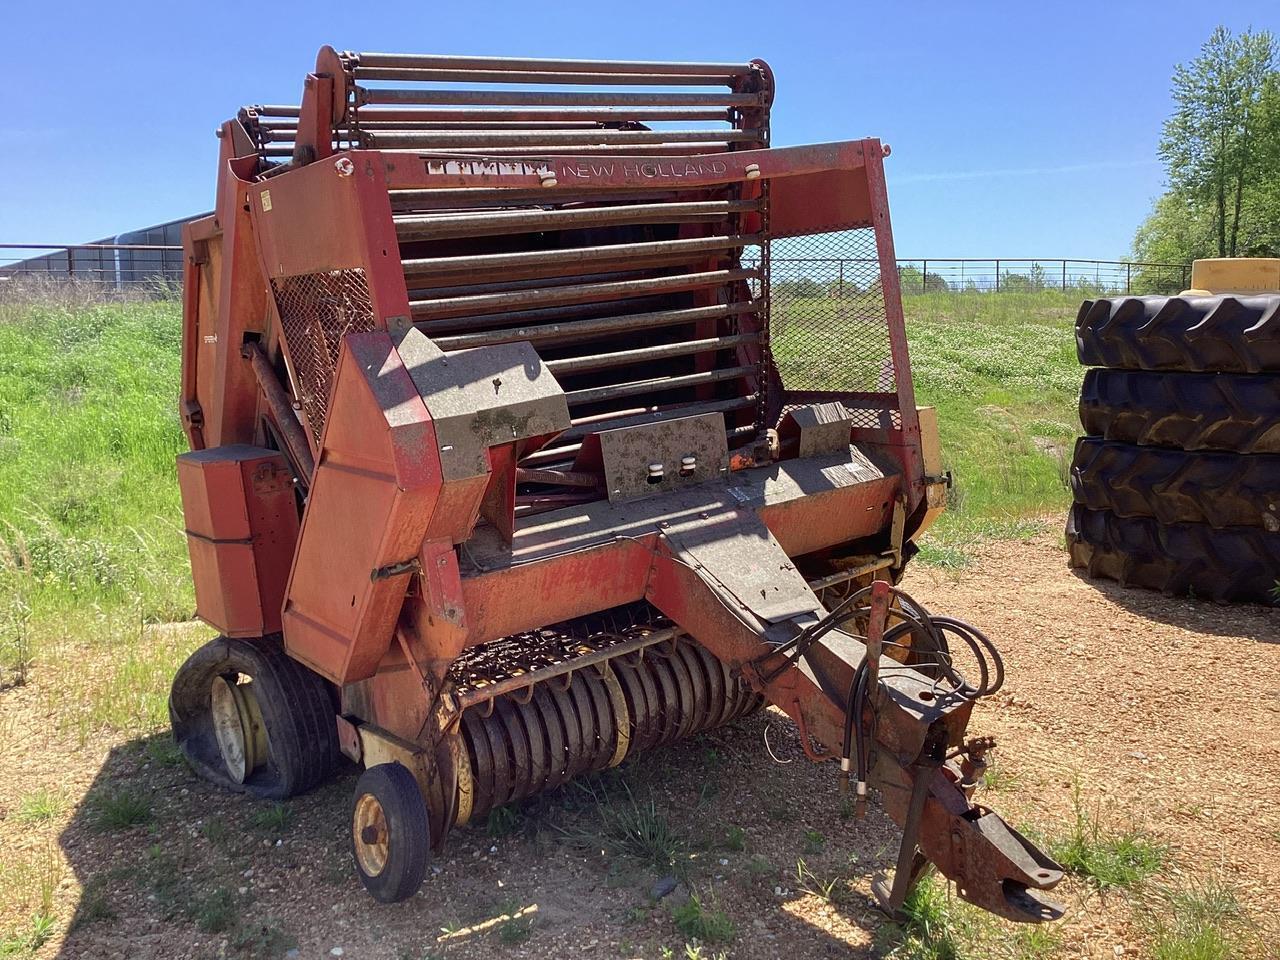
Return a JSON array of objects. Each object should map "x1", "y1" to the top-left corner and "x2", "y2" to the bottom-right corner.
[
  {"x1": 55, "y1": 713, "x2": 913, "y2": 959},
  {"x1": 1067, "y1": 569, "x2": 1278, "y2": 643}
]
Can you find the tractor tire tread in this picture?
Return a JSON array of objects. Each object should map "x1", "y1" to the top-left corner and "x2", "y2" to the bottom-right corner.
[
  {"x1": 1079, "y1": 368, "x2": 1280, "y2": 454},
  {"x1": 1076, "y1": 294, "x2": 1280, "y2": 372},
  {"x1": 1065, "y1": 505, "x2": 1280, "y2": 604},
  {"x1": 1070, "y1": 437, "x2": 1280, "y2": 530}
]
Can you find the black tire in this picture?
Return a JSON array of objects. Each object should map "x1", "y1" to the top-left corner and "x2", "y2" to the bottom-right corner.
[
  {"x1": 169, "y1": 635, "x2": 340, "y2": 799},
  {"x1": 1076, "y1": 294, "x2": 1280, "y2": 372},
  {"x1": 351, "y1": 763, "x2": 430, "y2": 904},
  {"x1": 1070, "y1": 438, "x2": 1280, "y2": 531},
  {"x1": 1079, "y1": 368, "x2": 1280, "y2": 454},
  {"x1": 1066, "y1": 505, "x2": 1280, "y2": 604}
]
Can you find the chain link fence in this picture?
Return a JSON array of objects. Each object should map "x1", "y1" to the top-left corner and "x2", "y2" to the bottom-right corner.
[
  {"x1": 3, "y1": 242, "x2": 1190, "y2": 302},
  {"x1": 0, "y1": 243, "x2": 184, "y2": 301}
]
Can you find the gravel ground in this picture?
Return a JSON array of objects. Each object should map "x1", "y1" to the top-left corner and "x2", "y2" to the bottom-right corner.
[{"x1": 2, "y1": 530, "x2": 1276, "y2": 959}]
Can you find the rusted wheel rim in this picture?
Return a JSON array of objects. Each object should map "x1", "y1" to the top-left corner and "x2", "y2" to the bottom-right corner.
[
  {"x1": 210, "y1": 674, "x2": 266, "y2": 784},
  {"x1": 352, "y1": 792, "x2": 390, "y2": 877}
]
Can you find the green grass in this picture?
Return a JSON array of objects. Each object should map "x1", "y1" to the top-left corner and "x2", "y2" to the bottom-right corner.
[
  {"x1": 1145, "y1": 881, "x2": 1251, "y2": 960},
  {"x1": 13, "y1": 789, "x2": 67, "y2": 824},
  {"x1": 250, "y1": 803, "x2": 294, "y2": 833},
  {"x1": 671, "y1": 894, "x2": 735, "y2": 945},
  {"x1": 906, "y1": 292, "x2": 1081, "y2": 561},
  {"x1": 0, "y1": 913, "x2": 55, "y2": 958},
  {"x1": 88, "y1": 788, "x2": 154, "y2": 831},
  {"x1": 0, "y1": 295, "x2": 203, "y2": 738},
  {"x1": 1048, "y1": 782, "x2": 1165, "y2": 891},
  {"x1": 557, "y1": 779, "x2": 688, "y2": 871},
  {"x1": 880, "y1": 874, "x2": 1062, "y2": 960}
]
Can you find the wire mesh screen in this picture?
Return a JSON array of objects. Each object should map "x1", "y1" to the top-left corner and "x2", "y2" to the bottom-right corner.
[
  {"x1": 270, "y1": 269, "x2": 376, "y2": 444},
  {"x1": 764, "y1": 229, "x2": 896, "y2": 395}
]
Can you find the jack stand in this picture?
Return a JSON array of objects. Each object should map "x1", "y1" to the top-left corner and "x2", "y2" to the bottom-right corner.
[{"x1": 872, "y1": 734, "x2": 944, "y2": 920}]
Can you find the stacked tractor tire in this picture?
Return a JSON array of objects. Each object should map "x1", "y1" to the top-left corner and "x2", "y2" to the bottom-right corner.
[{"x1": 1069, "y1": 293, "x2": 1280, "y2": 604}]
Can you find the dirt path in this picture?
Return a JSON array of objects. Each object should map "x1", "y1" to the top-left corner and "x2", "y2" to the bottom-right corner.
[{"x1": 1, "y1": 531, "x2": 1276, "y2": 959}]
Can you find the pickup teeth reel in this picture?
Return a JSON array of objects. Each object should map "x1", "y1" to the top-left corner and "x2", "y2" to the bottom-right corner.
[{"x1": 447, "y1": 605, "x2": 762, "y2": 829}]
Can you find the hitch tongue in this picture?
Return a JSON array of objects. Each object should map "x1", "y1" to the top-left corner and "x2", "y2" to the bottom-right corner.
[{"x1": 878, "y1": 764, "x2": 1066, "y2": 923}]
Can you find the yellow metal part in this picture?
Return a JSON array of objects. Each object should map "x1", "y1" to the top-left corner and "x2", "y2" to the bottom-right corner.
[
  {"x1": 452, "y1": 736, "x2": 475, "y2": 827},
  {"x1": 352, "y1": 792, "x2": 390, "y2": 877},
  {"x1": 598, "y1": 664, "x2": 632, "y2": 768},
  {"x1": 917, "y1": 406, "x2": 944, "y2": 477},
  {"x1": 910, "y1": 406, "x2": 948, "y2": 541},
  {"x1": 358, "y1": 725, "x2": 433, "y2": 796},
  {"x1": 1183, "y1": 257, "x2": 1280, "y2": 295},
  {"x1": 210, "y1": 674, "x2": 267, "y2": 784}
]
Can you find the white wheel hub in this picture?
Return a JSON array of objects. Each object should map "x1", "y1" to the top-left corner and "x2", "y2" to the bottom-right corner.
[{"x1": 210, "y1": 674, "x2": 267, "y2": 783}]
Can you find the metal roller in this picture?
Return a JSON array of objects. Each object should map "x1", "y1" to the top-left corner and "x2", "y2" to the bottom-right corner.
[
  {"x1": 367, "y1": 128, "x2": 760, "y2": 148},
  {"x1": 352, "y1": 68, "x2": 740, "y2": 86},
  {"x1": 351, "y1": 51, "x2": 757, "y2": 78},
  {"x1": 365, "y1": 107, "x2": 734, "y2": 123},
  {"x1": 410, "y1": 267, "x2": 756, "y2": 320},
  {"x1": 449, "y1": 628, "x2": 760, "y2": 827},
  {"x1": 357, "y1": 88, "x2": 762, "y2": 108},
  {"x1": 393, "y1": 201, "x2": 757, "y2": 242}
]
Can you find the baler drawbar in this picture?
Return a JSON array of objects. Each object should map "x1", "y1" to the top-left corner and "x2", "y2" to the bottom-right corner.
[{"x1": 169, "y1": 47, "x2": 1063, "y2": 922}]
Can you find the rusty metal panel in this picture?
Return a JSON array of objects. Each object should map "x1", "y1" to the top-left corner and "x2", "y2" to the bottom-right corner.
[
  {"x1": 657, "y1": 506, "x2": 821, "y2": 624},
  {"x1": 779, "y1": 402, "x2": 855, "y2": 458},
  {"x1": 177, "y1": 445, "x2": 300, "y2": 637},
  {"x1": 392, "y1": 326, "x2": 570, "y2": 482},
  {"x1": 282, "y1": 333, "x2": 444, "y2": 684},
  {"x1": 595, "y1": 412, "x2": 728, "y2": 502}
]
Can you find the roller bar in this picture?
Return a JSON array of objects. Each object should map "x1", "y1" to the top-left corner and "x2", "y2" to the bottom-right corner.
[
  {"x1": 353, "y1": 67, "x2": 738, "y2": 86},
  {"x1": 565, "y1": 365, "x2": 754, "y2": 406},
  {"x1": 401, "y1": 235, "x2": 757, "y2": 278},
  {"x1": 543, "y1": 333, "x2": 760, "y2": 375},
  {"x1": 430, "y1": 302, "x2": 760, "y2": 350},
  {"x1": 358, "y1": 88, "x2": 763, "y2": 108},
  {"x1": 365, "y1": 128, "x2": 760, "y2": 148},
  {"x1": 393, "y1": 200, "x2": 756, "y2": 241},
  {"x1": 352, "y1": 51, "x2": 757, "y2": 77},
  {"x1": 408, "y1": 268, "x2": 758, "y2": 319}
]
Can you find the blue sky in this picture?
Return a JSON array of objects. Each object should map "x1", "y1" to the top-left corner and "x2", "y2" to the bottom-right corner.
[{"x1": 3, "y1": 0, "x2": 1277, "y2": 258}]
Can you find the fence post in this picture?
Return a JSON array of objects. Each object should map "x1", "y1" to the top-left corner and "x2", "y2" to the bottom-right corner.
[
  {"x1": 66, "y1": 247, "x2": 73, "y2": 279},
  {"x1": 1061, "y1": 260, "x2": 1067, "y2": 291},
  {"x1": 838, "y1": 260, "x2": 844, "y2": 298},
  {"x1": 922, "y1": 259, "x2": 928, "y2": 293},
  {"x1": 1126, "y1": 262, "x2": 1132, "y2": 294},
  {"x1": 995, "y1": 259, "x2": 1000, "y2": 292}
]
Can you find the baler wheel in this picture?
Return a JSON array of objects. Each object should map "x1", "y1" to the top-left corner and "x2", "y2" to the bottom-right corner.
[
  {"x1": 169, "y1": 635, "x2": 340, "y2": 799},
  {"x1": 350, "y1": 763, "x2": 430, "y2": 904}
]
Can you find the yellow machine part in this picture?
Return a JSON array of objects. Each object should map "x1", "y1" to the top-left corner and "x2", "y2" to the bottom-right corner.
[
  {"x1": 910, "y1": 405, "x2": 948, "y2": 541},
  {"x1": 1182, "y1": 257, "x2": 1280, "y2": 296}
]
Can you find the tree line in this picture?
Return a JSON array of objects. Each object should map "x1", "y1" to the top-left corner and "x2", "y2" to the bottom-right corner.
[{"x1": 1135, "y1": 26, "x2": 1280, "y2": 262}]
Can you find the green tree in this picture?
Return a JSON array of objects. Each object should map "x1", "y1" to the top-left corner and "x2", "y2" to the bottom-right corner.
[{"x1": 1136, "y1": 26, "x2": 1280, "y2": 261}]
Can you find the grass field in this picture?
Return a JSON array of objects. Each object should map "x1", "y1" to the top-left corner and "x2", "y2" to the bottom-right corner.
[
  {"x1": 0, "y1": 289, "x2": 1083, "y2": 691},
  {"x1": 5, "y1": 290, "x2": 1273, "y2": 960}
]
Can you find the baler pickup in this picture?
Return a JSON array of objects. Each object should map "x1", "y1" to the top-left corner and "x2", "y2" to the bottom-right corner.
[{"x1": 169, "y1": 47, "x2": 1062, "y2": 921}]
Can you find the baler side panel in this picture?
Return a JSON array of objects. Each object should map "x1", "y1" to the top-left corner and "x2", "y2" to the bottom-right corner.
[
  {"x1": 207, "y1": 156, "x2": 273, "y2": 449},
  {"x1": 177, "y1": 445, "x2": 300, "y2": 637},
  {"x1": 282, "y1": 333, "x2": 443, "y2": 685}
]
